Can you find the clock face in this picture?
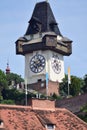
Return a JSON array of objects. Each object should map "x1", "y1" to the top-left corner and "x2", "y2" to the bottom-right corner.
[
  {"x1": 51, "y1": 54, "x2": 61, "y2": 74},
  {"x1": 30, "y1": 54, "x2": 45, "y2": 73}
]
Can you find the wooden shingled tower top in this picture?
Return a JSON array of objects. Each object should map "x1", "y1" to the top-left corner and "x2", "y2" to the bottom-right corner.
[
  {"x1": 25, "y1": 1, "x2": 62, "y2": 35},
  {"x1": 15, "y1": 1, "x2": 72, "y2": 56}
]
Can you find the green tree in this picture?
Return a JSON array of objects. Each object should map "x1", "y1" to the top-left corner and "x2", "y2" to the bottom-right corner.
[
  {"x1": 2, "y1": 88, "x2": 36, "y2": 105},
  {"x1": 1, "y1": 99, "x2": 15, "y2": 105},
  {"x1": 0, "y1": 69, "x2": 8, "y2": 96},
  {"x1": 60, "y1": 74, "x2": 68, "y2": 96},
  {"x1": 2, "y1": 88, "x2": 25, "y2": 105},
  {"x1": 78, "y1": 104, "x2": 87, "y2": 123},
  {"x1": 70, "y1": 76, "x2": 83, "y2": 96},
  {"x1": 82, "y1": 74, "x2": 87, "y2": 93},
  {"x1": 60, "y1": 74, "x2": 84, "y2": 97},
  {"x1": 6, "y1": 73, "x2": 24, "y2": 86}
]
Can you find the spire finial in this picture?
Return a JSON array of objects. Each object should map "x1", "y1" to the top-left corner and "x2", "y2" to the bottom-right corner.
[{"x1": 46, "y1": 0, "x2": 48, "y2": 3}]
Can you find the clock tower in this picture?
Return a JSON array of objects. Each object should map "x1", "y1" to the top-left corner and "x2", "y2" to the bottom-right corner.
[{"x1": 15, "y1": 1, "x2": 72, "y2": 96}]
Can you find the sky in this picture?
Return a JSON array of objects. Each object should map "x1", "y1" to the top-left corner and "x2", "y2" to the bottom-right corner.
[{"x1": 0, "y1": 0, "x2": 87, "y2": 79}]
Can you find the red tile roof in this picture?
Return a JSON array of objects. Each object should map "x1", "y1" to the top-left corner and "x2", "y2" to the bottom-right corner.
[{"x1": 0, "y1": 99, "x2": 87, "y2": 130}]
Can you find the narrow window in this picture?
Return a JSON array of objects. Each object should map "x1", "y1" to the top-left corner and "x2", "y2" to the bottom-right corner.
[{"x1": 38, "y1": 79, "x2": 42, "y2": 82}]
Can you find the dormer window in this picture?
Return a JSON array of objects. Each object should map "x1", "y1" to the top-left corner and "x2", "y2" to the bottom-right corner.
[
  {"x1": 46, "y1": 124, "x2": 55, "y2": 130},
  {"x1": 28, "y1": 17, "x2": 42, "y2": 34},
  {"x1": 50, "y1": 22, "x2": 57, "y2": 32},
  {"x1": 0, "y1": 120, "x2": 4, "y2": 128}
]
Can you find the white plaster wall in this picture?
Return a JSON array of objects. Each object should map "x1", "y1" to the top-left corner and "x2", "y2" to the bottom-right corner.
[
  {"x1": 48, "y1": 52, "x2": 64, "y2": 82},
  {"x1": 45, "y1": 50, "x2": 64, "y2": 82},
  {"x1": 25, "y1": 50, "x2": 64, "y2": 84}
]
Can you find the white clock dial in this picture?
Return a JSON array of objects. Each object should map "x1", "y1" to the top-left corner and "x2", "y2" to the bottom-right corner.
[
  {"x1": 30, "y1": 54, "x2": 45, "y2": 73},
  {"x1": 51, "y1": 54, "x2": 61, "y2": 74}
]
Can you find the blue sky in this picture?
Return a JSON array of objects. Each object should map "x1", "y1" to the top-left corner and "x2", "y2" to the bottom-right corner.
[{"x1": 0, "y1": 0, "x2": 87, "y2": 78}]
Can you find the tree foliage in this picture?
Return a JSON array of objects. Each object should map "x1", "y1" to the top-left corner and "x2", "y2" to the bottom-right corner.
[
  {"x1": 1, "y1": 99, "x2": 15, "y2": 105},
  {"x1": 60, "y1": 74, "x2": 68, "y2": 96},
  {"x1": 78, "y1": 104, "x2": 87, "y2": 123},
  {"x1": 60, "y1": 74, "x2": 84, "y2": 96},
  {"x1": 0, "y1": 69, "x2": 8, "y2": 96},
  {"x1": 2, "y1": 88, "x2": 25, "y2": 105},
  {"x1": 82, "y1": 74, "x2": 87, "y2": 92},
  {"x1": 2, "y1": 88, "x2": 36, "y2": 105},
  {"x1": 0, "y1": 69, "x2": 25, "y2": 104},
  {"x1": 70, "y1": 76, "x2": 84, "y2": 96},
  {"x1": 6, "y1": 73, "x2": 24, "y2": 86}
]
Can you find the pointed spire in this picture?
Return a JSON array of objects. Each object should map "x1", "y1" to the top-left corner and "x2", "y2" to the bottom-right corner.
[
  {"x1": 25, "y1": 1, "x2": 62, "y2": 36},
  {"x1": 6, "y1": 62, "x2": 10, "y2": 74}
]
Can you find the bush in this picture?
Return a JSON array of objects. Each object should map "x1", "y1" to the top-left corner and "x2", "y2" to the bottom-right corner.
[
  {"x1": 77, "y1": 104, "x2": 87, "y2": 123},
  {"x1": 1, "y1": 99, "x2": 15, "y2": 105},
  {"x1": 52, "y1": 93, "x2": 62, "y2": 100}
]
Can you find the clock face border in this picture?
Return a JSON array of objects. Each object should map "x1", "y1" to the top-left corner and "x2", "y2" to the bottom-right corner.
[
  {"x1": 29, "y1": 54, "x2": 46, "y2": 73},
  {"x1": 51, "y1": 54, "x2": 61, "y2": 74}
]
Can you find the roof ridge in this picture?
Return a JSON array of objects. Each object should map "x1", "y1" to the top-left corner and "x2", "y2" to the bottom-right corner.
[{"x1": 0, "y1": 104, "x2": 31, "y2": 109}]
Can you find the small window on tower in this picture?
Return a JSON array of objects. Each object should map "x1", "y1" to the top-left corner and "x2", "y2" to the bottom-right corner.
[
  {"x1": 38, "y1": 79, "x2": 42, "y2": 82},
  {"x1": 41, "y1": 83, "x2": 44, "y2": 87}
]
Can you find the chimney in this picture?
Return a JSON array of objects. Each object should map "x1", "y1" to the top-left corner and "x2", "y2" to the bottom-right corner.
[{"x1": 28, "y1": 98, "x2": 55, "y2": 111}]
